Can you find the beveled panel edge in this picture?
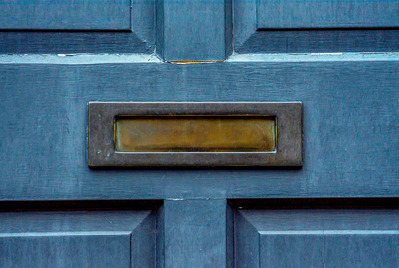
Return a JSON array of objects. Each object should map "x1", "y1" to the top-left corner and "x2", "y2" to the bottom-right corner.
[{"x1": 88, "y1": 102, "x2": 302, "y2": 168}]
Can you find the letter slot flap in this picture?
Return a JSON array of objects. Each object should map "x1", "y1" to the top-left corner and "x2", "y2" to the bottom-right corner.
[{"x1": 88, "y1": 102, "x2": 302, "y2": 167}]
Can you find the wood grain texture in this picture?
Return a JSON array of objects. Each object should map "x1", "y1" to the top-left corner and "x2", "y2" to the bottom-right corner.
[
  {"x1": 0, "y1": 60, "x2": 398, "y2": 200},
  {"x1": 0, "y1": 211, "x2": 152, "y2": 233},
  {"x1": 234, "y1": 209, "x2": 260, "y2": 268},
  {"x1": 257, "y1": 0, "x2": 399, "y2": 29},
  {"x1": 233, "y1": 0, "x2": 257, "y2": 48},
  {"x1": 235, "y1": 29, "x2": 399, "y2": 54},
  {"x1": 0, "y1": 0, "x2": 130, "y2": 30},
  {"x1": 0, "y1": 210, "x2": 156, "y2": 268},
  {"x1": 0, "y1": 0, "x2": 155, "y2": 54},
  {"x1": 131, "y1": 0, "x2": 156, "y2": 48},
  {"x1": 260, "y1": 233, "x2": 324, "y2": 267},
  {"x1": 156, "y1": 0, "x2": 232, "y2": 60},
  {"x1": 1, "y1": 1, "x2": 398, "y2": 266},
  {"x1": 0, "y1": 0, "x2": 131, "y2": 30},
  {"x1": 131, "y1": 210, "x2": 157, "y2": 268},
  {"x1": 226, "y1": 203, "x2": 234, "y2": 268},
  {"x1": 323, "y1": 232, "x2": 399, "y2": 267},
  {"x1": 0, "y1": 233, "x2": 131, "y2": 268},
  {"x1": 236, "y1": 209, "x2": 399, "y2": 267},
  {"x1": 156, "y1": 204, "x2": 165, "y2": 268},
  {"x1": 0, "y1": 31, "x2": 151, "y2": 54},
  {"x1": 234, "y1": 0, "x2": 399, "y2": 52},
  {"x1": 162, "y1": 200, "x2": 229, "y2": 268}
]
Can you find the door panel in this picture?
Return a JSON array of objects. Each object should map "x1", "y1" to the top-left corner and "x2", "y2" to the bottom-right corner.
[
  {"x1": 0, "y1": 61, "x2": 397, "y2": 200},
  {"x1": 257, "y1": 0, "x2": 399, "y2": 29},
  {"x1": 234, "y1": 29, "x2": 399, "y2": 53},
  {"x1": 234, "y1": 0, "x2": 399, "y2": 52},
  {"x1": 1, "y1": 233, "x2": 131, "y2": 268},
  {"x1": 0, "y1": 0, "x2": 155, "y2": 54},
  {"x1": 0, "y1": 210, "x2": 157, "y2": 268},
  {"x1": 235, "y1": 209, "x2": 399, "y2": 267},
  {"x1": 162, "y1": 200, "x2": 232, "y2": 268},
  {"x1": 156, "y1": 0, "x2": 232, "y2": 61},
  {"x1": 1, "y1": 0, "x2": 398, "y2": 266},
  {"x1": 0, "y1": 0, "x2": 130, "y2": 30}
]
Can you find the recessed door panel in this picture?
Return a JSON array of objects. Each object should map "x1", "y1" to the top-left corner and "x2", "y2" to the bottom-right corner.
[
  {"x1": 257, "y1": 0, "x2": 399, "y2": 29},
  {"x1": 0, "y1": 209, "x2": 157, "y2": 268},
  {"x1": 235, "y1": 208, "x2": 399, "y2": 267},
  {"x1": 0, "y1": 0, "x2": 130, "y2": 30}
]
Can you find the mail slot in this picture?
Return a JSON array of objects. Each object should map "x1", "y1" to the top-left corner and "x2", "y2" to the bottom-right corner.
[
  {"x1": 115, "y1": 115, "x2": 276, "y2": 153},
  {"x1": 88, "y1": 102, "x2": 302, "y2": 167}
]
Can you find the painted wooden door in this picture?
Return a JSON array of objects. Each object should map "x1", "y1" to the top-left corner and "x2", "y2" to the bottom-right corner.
[{"x1": 1, "y1": 0, "x2": 399, "y2": 267}]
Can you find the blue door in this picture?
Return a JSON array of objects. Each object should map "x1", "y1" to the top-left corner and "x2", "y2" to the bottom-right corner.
[{"x1": 1, "y1": 0, "x2": 399, "y2": 267}]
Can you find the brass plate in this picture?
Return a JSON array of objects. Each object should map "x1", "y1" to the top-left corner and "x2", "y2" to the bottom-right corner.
[
  {"x1": 115, "y1": 116, "x2": 276, "y2": 152},
  {"x1": 88, "y1": 102, "x2": 302, "y2": 167}
]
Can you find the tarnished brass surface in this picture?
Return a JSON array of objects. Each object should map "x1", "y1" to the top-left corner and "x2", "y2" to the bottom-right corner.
[
  {"x1": 88, "y1": 102, "x2": 302, "y2": 167},
  {"x1": 115, "y1": 116, "x2": 275, "y2": 152}
]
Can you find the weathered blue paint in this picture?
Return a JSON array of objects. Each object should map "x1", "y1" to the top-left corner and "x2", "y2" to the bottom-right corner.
[
  {"x1": 236, "y1": 209, "x2": 399, "y2": 267},
  {"x1": 234, "y1": 0, "x2": 399, "y2": 52},
  {"x1": 0, "y1": 32, "x2": 152, "y2": 54},
  {"x1": 0, "y1": 0, "x2": 131, "y2": 30},
  {"x1": 1, "y1": 0, "x2": 399, "y2": 266},
  {"x1": 257, "y1": 0, "x2": 399, "y2": 29},
  {"x1": 162, "y1": 200, "x2": 230, "y2": 267},
  {"x1": 0, "y1": 210, "x2": 156, "y2": 267},
  {"x1": 156, "y1": 0, "x2": 232, "y2": 60},
  {"x1": 0, "y1": 60, "x2": 398, "y2": 200},
  {"x1": 0, "y1": 0, "x2": 155, "y2": 54},
  {"x1": 235, "y1": 30, "x2": 399, "y2": 54}
]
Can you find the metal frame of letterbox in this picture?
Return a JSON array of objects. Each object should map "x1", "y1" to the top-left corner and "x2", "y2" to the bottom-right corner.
[{"x1": 88, "y1": 102, "x2": 302, "y2": 167}]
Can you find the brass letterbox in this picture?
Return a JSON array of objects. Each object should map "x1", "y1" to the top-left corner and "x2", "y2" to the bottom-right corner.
[{"x1": 88, "y1": 102, "x2": 302, "y2": 167}]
